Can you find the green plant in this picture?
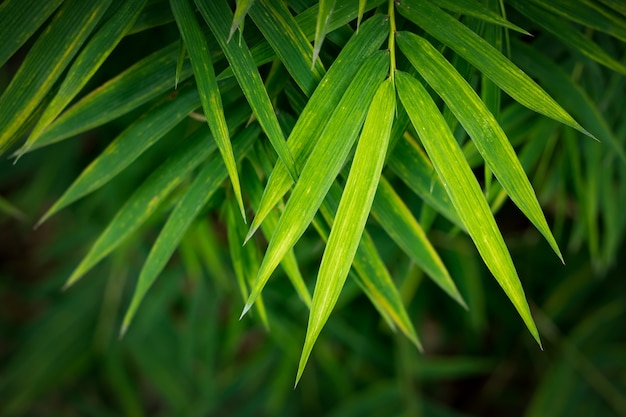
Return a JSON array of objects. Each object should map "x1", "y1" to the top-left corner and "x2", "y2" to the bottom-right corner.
[{"x1": 1, "y1": 0, "x2": 625, "y2": 414}]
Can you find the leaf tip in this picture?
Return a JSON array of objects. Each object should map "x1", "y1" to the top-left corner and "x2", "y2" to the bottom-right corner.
[{"x1": 240, "y1": 303, "x2": 252, "y2": 319}]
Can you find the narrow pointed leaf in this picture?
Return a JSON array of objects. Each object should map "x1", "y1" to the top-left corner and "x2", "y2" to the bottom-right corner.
[
  {"x1": 249, "y1": 0, "x2": 325, "y2": 97},
  {"x1": 0, "y1": 0, "x2": 63, "y2": 67},
  {"x1": 228, "y1": 0, "x2": 255, "y2": 42},
  {"x1": 19, "y1": 0, "x2": 147, "y2": 157},
  {"x1": 509, "y1": 0, "x2": 626, "y2": 76},
  {"x1": 357, "y1": 0, "x2": 366, "y2": 30},
  {"x1": 65, "y1": 105, "x2": 251, "y2": 288},
  {"x1": 372, "y1": 177, "x2": 465, "y2": 307},
  {"x1": 296, "y1": 78, "x2": 397, "y2": 383},
  {"x1": 0, "y1": 0, "x2": 112, "y2": 153},
  {"x1": 195, "y1": 0, "x2": 297, "y2": 182},
  {"x1": 432, "y1": 0, "x2": 529, "y2": 34},
  {"x1": 121, "y1": 126, "x2": 259, "y2": 335},
  {"x1": 398, "y1": 32, "x2": 562, "y2": 262},
  {"x1": 27, "y1": 42, "x2": 194, "y2": 151},
  {"x1": 397, "y1": 0, "x2": 589, "y2": 137},
  {"x1": 247, "y1": 15, "x2": 389, "y2": 240},
  {"x1": 396, "y1": 71, "x2": 541, "y2": 346},
  {"x1": 313, "y1": 0, "x2": 336, "y2": 66},
  {"x1": 243, "y1": 51, "x2": 388, "y2": 315},
  {"x1": 170, "y1": 0, "x2": 246, "y2": 220},
  {"x1": 39, "y1": 86, "x2": 201, "y2": 225}
]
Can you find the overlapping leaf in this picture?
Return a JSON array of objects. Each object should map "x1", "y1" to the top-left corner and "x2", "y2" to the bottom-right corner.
[
  {"x1": 312, "y1": 0, "x2": 336, "y2": 66},
  {"x1": 432, "y1": 0, "x2": 529, "y2": 33},
  {"x1": 170, "y1": 0, "x2": 246, "y2": 220},
  {"x1": 0, "y1": 0, "x2": 112, "y2": 153},
  {"x1": 396, "y1": 70, "x2": 541, "y2": 346},
  {"x1": 242, "y1": 51, "x2": 389, "y2": 316}
]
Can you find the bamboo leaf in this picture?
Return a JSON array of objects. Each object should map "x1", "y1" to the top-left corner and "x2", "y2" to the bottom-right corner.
[
  {"x1": 228, "y1": 0, "x2": 255, "y2": 42},
  {"x1": 18, "y1": 0, "x2": 148, "y2": 158},
  {"x1": 27, "y1": 42, "x2": 194, "y2": 152},
  {"x1": 0, "y1": 0, "x2": 112, "y2": 154},
  {"x1": 121, "y1": 126, "x2": 259, "y2": 335},
  {"x1": 249, "y1": 0, "x2": 325, "y2": 97},
  {"x1": 357, "y1": 0, "x2": 366, "y2": 30},
  {"x1": 170, "y1": 0, "x2": 246, "y2": 221},
  {"x1": 397, "y1": 32, "x2": 563, "y2": 262},
  {"x1": 246, "y1": 15, "x2": 389, "y2": 240},
  {"x1": 0, "y1": 0, "x2": 63, "y2": 67},
  {"x1": 509, "y1": 0, "x2": 626, "y2": 76},
  {"x1": 432, "y1": 0, "x2": 529, "y2": 34},
  {"x1": 396, "y1": 71, "x2": 541, "y2": 346},
  {"x1": 397, "y1": 0, "x2": 590, "y2": 137},
  {"x1": 296, "y1": 78, "x2": 397, "y2": 384},
  {"x1": 242, "y1": 51, "x2": 389, "y2": 316},
  {"x1": 313, "y1": 0, "x2": 336, "y2": 66},
  {"x1": 64, "y1": 105, "x2": 251, "y2": 288},
  {"x1": 37, "y1": 86, "x2": 201, "y2": 226},
  {"x1": 195, "y1": 0, "x2": 298, "y2": 182},
  {"x1": 372, "y1": 177, "x2": 466, "y2": 307}
]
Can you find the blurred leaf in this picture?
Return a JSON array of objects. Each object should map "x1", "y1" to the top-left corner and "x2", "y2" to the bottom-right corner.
[
  {"x1": 396, "y1": 70, "x2": 540, "y2": 346},
  {"x1": 121, "y1": 125, "x2": 260, "y2": 335},
  {"x1": 38, "y1": 86, "x2": 201, "y2": 225},
  {"x1": 0, "y1": 0, "x2": 112, "y2": 153},
  {"x1": 432, "y1": 0, "x2": 529, "y2": 34}
]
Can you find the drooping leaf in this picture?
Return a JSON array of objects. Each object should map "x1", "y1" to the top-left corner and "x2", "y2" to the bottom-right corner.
[
  {"x1": 0, "y1": 0, "x2": 112, "y2": 153},
  {"x1": 170, "y1": 0, "x2": 246, "y2": 220},
  {"x1": 397, "y1": 0, "x2": 590, "y2": 137},
  {"x1": 396, "y1": 70, "x2": 541, "y2": 346},
  {"x1": 296, "y1": 77, "x2": 397, "y2": 384},
  {"x1": 397, "y1": 32, "x2": 563, "y2": 262},
  {"x1": 64, "y1": 104, "x2": 251, "y2": 288},
  {"x1": 18, "y1": 0, "x2": 148, "y2": 157},
  {"x1": 38, "y1": 86, "x2": 201, "y2": 226},
  {"x1": 242, "y1": 51, "x2": 388, "y2": 316},
  {"x1": 195, "y1": 0, "x2": 298, "y2": 182},
  {"x1": 432, "y1": 0, "x2": 529, "y2": 34},
  {"x1": 246, "y1": 14, "x2": 389, "y2": 240},
  {"x1": 121, "y1": 125, "x2": 259, "y2": 335},
  {"x1": 0, "y1": 0, "x2": 63, "y2": 67}
]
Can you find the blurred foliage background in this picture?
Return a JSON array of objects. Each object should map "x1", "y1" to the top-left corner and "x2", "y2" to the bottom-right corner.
[{"x1": 1, "y1": 0, "x2": 626, "y2": 416}]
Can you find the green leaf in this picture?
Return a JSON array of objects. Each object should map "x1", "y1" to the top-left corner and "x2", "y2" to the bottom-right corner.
[
  {"x1": 249, "y1": 0, "x2": 325, "y2": 97},
  {"x1": 195, "y1": 0, "x2": 298, "y2": 182},
  {"x1": 397, "y1": 31, "x2": 563, "y2": 262},
  {"x1": 0, "y1": 0, "x2": 63, "y2": 67},
  {"x1": 228, "y1": 0, "x2": 255, "y2": 42},
  {"x1": 432, "y1": 0, "x2": 529, "y2": 34},
  {"x1": 396, "y1": 70, "x2": 541, "y2": 346},
  {"x1": 372, "y1": 177, "x2": 465, "y2": 307},
  {"x1": 397, "y1": 0, "x2": 590, "y2": 137},
  {"x1": 246, "y1": 14, "x2": 389, "y2": 240},
  {"x1": 313, "y1": 0, "x2": 336, "y2": 66},
  {"x1": 27, "y1": 42, "x2": 194, "y2": 151},
  {"x1": 387, "y1": 134, "x2": 463, "y2": 230},
  {"x1": 17, "y1": 0, "x2": 148, "y2": 157},
  {"x1": 121, "y1": 126, "x2": 259, "y2": 335},
  {"x1": 170, "y1": 0, "x2": 246, "y2": 221},
  {"x1": 0, "y1": 0, "x2": 112, "y2": 154},
  {"x1": 64, "y1": 104, "x2": 251, "y2": 288},
  {"x1": 295, "y1": 77, "x2": 397, "y2": 384},
  {"x1": 242, "y1": 51, "x2": 389, "y2": 316},
  {"x1": 509, "y1": 0, "x2": 626, "y2": 76},
  {"x1": 37, "y1": 86, "x2": 201, "y2": 226}
]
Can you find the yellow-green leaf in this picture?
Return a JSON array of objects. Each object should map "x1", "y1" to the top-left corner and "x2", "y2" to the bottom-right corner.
[
  {"x1": 312, "y1": 0, "x2": 336, "y2": 66},
  {"x1": 396, "y1": 70, "x2": 541, "y2": 346}
]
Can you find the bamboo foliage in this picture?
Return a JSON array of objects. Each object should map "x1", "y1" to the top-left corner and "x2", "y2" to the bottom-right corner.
[{"x1": 1, "y1": 0, "x2": 624, "y2": 384}]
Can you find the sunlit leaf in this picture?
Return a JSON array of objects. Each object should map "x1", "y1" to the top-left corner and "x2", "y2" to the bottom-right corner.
[{"x1": 396, "y1": 70, "x2": 541, "y2": 346}]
